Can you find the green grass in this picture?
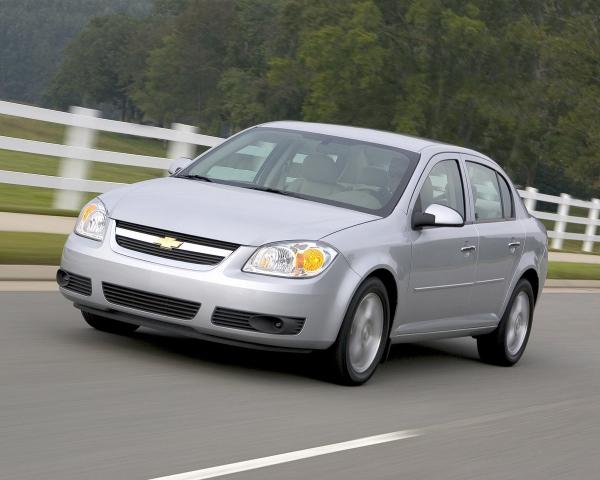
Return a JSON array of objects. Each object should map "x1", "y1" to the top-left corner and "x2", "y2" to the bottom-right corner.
[
  {"x1": 0, "y1": 184, "x2": 94, "y2": 216},
  {"x1": 0, "y1": 113, "x2": 193, "y2": 214},
  {"x1": 0, "y1": 232, "x2": 67, "y2": 265},
  {"x1": 547, "y1": 262, "x2": 600, "y2": 281}
]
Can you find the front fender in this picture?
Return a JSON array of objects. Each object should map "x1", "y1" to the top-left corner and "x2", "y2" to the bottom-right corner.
[{"x1": 322, "y1": 215, "x2": 411, "y2": 331}]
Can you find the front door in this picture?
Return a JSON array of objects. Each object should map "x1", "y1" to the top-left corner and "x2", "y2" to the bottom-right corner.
[{"x1": 400, "y1": 155, "x2": 480, "y2": 336}]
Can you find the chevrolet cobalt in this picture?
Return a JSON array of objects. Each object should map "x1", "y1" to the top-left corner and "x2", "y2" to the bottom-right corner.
[{"x1": 57, "y1": 122, "x2": 547, "y2": 385}]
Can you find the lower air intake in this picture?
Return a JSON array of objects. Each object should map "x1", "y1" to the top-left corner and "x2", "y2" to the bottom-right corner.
[{"x1": 102, "y1": 282, "x2": 200, "y2": 320}]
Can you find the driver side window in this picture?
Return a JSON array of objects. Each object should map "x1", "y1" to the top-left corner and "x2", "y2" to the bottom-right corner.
[{"x1": 417, "y1": 160, "x2": 465, "y2": 219}]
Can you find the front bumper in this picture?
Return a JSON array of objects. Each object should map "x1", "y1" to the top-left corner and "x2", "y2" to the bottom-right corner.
[{"x1": 59, "y1": 221, "x2": 360, "y2": 350}]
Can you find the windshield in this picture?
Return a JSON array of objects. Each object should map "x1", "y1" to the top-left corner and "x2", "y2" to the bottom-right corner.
[{"x1": 179, "y1": 127, "x2": 420, "y2": 215}]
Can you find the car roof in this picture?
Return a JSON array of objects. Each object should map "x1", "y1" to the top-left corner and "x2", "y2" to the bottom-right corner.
[{"x1": 259, "y1": 120, "x2": 493, "y2": 161}]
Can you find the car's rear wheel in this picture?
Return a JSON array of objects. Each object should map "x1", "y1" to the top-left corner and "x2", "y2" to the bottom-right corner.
[
  {"x1": 477, "y1": 279, "x2": 534, "y2": 366},
  {"x1": 82, "y1": 311, "x2": 139, "y2": 335},
  {"x1": 328, "y1": 277, "x2": 390, "y2": 385}
]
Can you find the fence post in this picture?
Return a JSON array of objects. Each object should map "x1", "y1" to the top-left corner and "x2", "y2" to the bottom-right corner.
[
  {"x1": 582, "y1": 198, "x2": 600, "y2": 253},
  {"x1": 524, "y1": 186, "x2": 538, "y2": 213},
  {"x1": 167, "y1": 123, "x2": 198, "y2": 161},
  {"x1": 53, "y1": 106, "x2": 99, "y2": 210},
  {"x1": 551, "y1": 193, "x2": 571, "y2": 250}
]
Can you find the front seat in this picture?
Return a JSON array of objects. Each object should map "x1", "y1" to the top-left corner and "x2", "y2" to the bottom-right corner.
[
  {"x1": 287, "y1": 153, "x2": 341, "y2": 197},
  {"x1": 357, "y1": 166, "x2": 388, "y2": 205},
  {"x1": 416, "y1": 176, "x2": 435, "y2": 212}
]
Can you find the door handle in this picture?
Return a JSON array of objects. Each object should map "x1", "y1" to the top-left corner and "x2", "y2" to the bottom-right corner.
[
  {"x1": 461, "y1": 245, "x2": 476, "y2": 252},
  {"x1": 508, "y1": 241, "x2": 521, "y2": 248}
]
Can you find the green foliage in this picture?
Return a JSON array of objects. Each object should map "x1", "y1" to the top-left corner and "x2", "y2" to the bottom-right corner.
[
  {"x1": 133, "y1": 0, "x2": 237, "y2": 128},
  {"x1": 36, "y1": 0, "x2": 600, "y2": 198},
  {"x1": 0, "y1": 0, "x2": 152, "y2": 104},
  {"x1": 47, "y1": 15, "x2": 142, "y2": 120},
  {"x1": 298, "y1": 1, "x2": 389, "y2": 127}
]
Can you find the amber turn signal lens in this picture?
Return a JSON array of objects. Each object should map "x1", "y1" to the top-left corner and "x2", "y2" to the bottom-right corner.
[
  {"x1": 301, "y1": 248, "x2": 325, "y2": 271},
  {"x1": 80, "y1": 203, "x2": 97, "y2": 222}
]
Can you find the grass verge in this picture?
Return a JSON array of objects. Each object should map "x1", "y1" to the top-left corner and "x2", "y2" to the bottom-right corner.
[
  {"x1": 546, "y1": 262, "x2": 600, "y2": 281},
  {"x1": 0, "y1": 232, "x2": 67, "y2": 265}
]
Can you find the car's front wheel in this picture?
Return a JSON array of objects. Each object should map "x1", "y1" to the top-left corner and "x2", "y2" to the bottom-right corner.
[
  {"x1": 82, "y1": 311, "x2": 139, "y2": 335},
  {"x1": 328, "y1": 277, "x2": 390, "y2": 385},
  {"x1": 477, "y1": 279, "x2": 534, "y2": 366}
]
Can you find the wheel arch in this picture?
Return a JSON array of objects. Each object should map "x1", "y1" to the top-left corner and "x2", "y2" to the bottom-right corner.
[
  {"x1": 520, "y1": 268, "x2": 540, "y2": 304},
  {"x1": 363, "y1": 267, "x2": 399, "y2": 334}
]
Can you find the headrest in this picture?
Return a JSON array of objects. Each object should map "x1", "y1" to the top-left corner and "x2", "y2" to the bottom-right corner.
[
  {"x1": 389, "y1": 158, "x2": 409, "y2": 178},
  {"x1": 302, "y1": 153, "x2": 338, "y2": 183},
  {"x1": 360, "y1": 166, "x2": 388, "y2": 188}
]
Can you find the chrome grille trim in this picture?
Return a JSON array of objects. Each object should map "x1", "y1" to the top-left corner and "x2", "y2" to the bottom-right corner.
[
  {"x1": 115, "y1": 227, "x2": 233, "y2": 258},
  {"x1": 114, "y1": 220, "x2": 239, "y2": 266}
]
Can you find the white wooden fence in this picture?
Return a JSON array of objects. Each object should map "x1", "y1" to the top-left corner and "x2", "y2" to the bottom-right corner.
[
  {"x1": 520, "y1": 188, "x2": 600, "y2": 252},
  {"x1": 0, "y1": 100, "x2": 599, "y2": 252},
  {"x1": 0, "y1": 100, "x2": 222, "y2": 209}
]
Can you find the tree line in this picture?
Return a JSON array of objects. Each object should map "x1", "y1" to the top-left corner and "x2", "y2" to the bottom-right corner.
[
  {"x1": 46, "y1": 0, "x2": 600, "y2": 198},
  {"x1": 0, "y1": 0, "x2": 151, "y2": 104}
]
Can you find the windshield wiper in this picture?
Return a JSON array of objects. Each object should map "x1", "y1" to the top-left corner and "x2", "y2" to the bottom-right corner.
[
  {"x1": 242, "y1": 185, "x2": 295, "y2": 196},
  {"x1": 178, "y1": 174, "x2": 214, "y2": 183}
]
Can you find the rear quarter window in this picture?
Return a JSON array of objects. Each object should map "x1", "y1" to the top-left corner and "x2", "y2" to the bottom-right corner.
[{"x1": 497, "y1": 173, "x2": 514, "y2": 219}]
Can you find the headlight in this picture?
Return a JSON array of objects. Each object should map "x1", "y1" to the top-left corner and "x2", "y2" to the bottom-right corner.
[
  {"x1": 75, "y1": 198, "x2": 108, "y2": 241},
  {"x1": 243, "y1": 241, "x2": 338, "y2": 278}
]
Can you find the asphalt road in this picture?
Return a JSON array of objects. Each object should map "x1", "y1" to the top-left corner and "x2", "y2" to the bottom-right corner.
[{"x1": 1, "y1": 290, "x2": 599, "y2": 480}]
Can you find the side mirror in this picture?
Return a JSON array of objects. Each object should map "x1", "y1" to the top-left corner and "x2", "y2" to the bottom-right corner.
[
  {"x1": 412, "y1": 204, "x2": 464, "y2": 229},
  {"x1": 168, "y1": 157, "x2": 193, "y2": 175}
]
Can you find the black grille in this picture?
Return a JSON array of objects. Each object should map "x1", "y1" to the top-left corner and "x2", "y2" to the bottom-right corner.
[
  {"x1": 60, "y1": 271, "x2": 92, "y2": 296},
  {"x1": 102, "y1": 282, "x2": 200, "y2": 320},
  {"x1": 212, "y1": 307, "x2": 305, "y2": 335}
]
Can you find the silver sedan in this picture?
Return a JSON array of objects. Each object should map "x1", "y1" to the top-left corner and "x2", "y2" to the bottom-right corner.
[{"x1": 57, "y1": 121, "x2": 548, "y2": 385}]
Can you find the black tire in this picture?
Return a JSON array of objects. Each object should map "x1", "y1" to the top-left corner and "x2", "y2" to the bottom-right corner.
[
  {"x1": 327, "y1": 277, "x2": 390, "y2": 386},
  {"x1": 477, "y1": 279, "x2": 534, "y2": 366},
  {"x1": 82, "y1": 311, "x2": 139, "y2": 335}
]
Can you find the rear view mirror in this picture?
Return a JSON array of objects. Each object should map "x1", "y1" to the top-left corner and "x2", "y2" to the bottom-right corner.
[
  {"x1": 168, "y1": 157, "x2": 193, "y2": 175},
  {"x1": 412, "y1": 204, "x2": 464, "y2": 229}
]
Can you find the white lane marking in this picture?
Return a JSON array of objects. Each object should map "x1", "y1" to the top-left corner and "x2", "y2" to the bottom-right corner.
[{"x1": 149, "y1": 430, "x2": 420, "y2": 480}]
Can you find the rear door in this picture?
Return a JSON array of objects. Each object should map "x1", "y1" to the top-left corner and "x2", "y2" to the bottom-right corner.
[{"x1": 463, "y1": 156, "x2": 525, "y2": 323}]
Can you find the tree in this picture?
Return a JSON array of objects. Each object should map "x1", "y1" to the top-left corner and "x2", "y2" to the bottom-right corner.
[
  {"x1": 0, "y1": 0, "x2": 151, "y2": 104},
  {"x1": 132, "y1": 0, "x2": 236, "y2": 128},
  {"x1": 42, "y1": 0, "x2": 599, "y2": 196},
  {"x1": 46, "y1": 15, "x2": 142, "y2": 120}
]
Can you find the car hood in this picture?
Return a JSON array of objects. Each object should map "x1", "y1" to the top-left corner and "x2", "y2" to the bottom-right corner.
[{"x1": 101, "y1": 177, "x2": 378, "y2": 246}]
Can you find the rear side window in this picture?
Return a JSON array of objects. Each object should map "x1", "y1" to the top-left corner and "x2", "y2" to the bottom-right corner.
[
  {"x1": 497, "y1": 173, "x2": 514, "y2": 219},
  {"x1": 466, "y1": 162, "x2": 503, "y2": 221}
]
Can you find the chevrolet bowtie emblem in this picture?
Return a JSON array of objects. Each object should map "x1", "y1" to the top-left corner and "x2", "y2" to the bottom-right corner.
[{"x1": 154, "y1": 236, "x2": 183, "y2": 250}]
